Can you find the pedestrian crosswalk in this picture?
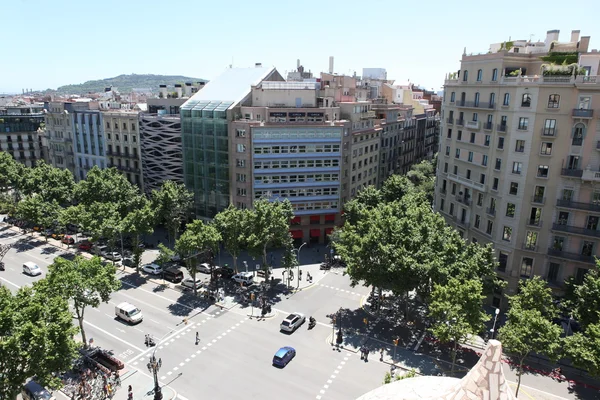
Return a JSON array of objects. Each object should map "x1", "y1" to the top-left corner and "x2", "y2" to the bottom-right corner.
[{"x1": 316, "y1": 283, "x2": 362, "y2": 297}]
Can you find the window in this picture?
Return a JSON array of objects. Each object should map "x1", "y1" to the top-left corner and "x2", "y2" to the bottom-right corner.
[
  {"x1": 506, "y1": 203, "x2": 515, "y2": 217},
  {"x1": 503, "y1": 93, "x2": 510, "y2": 106},
  {"x1": 540, "y1": 142, "x2": 553, "y2": 155},
  {"x1": 515, "y1": 140, "x2": 525, "y2": 152},
  {"x1": 572, "y1": 123, "x2": 585, "y2": 146},
  {"x1": 466, "y1": 169, "x2": 471, "y2": 179},
  {"x1": 497, "y1": 137, "x2": 504, "y2": 149},
  {"x1": 440, "y1": 198, "x2": 445, "y2": 211},
  {"x1": 486, "y1": 220, "x2": 493, "y2": 235},
  {"x1": 512, "y1": 162, "x2": 522, "y2": 174},
  {"x1": 520, "y1": 257, "x2": 533, "y2": 278},
  {"x1": 457, "y1": 130, "x2": 462, "y2": 141},
  {"x1": 480, "y1": 174, "x2": 486, "y2": 184},
  {"x1": 495, "y1": 158, "x2": 502, "y2": 170},
  {"x1": 557, "y1": 211, "x2": 569, "y2": 225},
  {"x1": 236, "y1": 159, "x2": 246, "y2": 167},
  {"x1": 455, "y1": 148, "x2": 460, "y2": 158},
  {"x1": 477, "y1": 193, "x2": 483, "y2": 206},
  {"x1": 475, "y1": 215, "x2": 481, "y2": 228},
  {"x1": 444, "y1": 162, "x2": 448, "y2": 173},
  {"x1": 449, "y1": 203, "x2": 455, "y2": 216},
  {"x1": 576, "y1": 267, "x2": 588, "y2": 284},
  {"x1": 236, "y1": 188, "x2": 247, "y2": 197},
  {"x1": 467, "y1": 151, "x2": 473, "y2": 162},
  {"x1": 451, "y1": 183, "x2": 457, "y2": 195},
  {"x1": 553, "y1": 236, "x2": 565, "y2": 251},
  {"x1": 484, "y1": 135, "x2": 491, "y2": 146},
  {"x1": 547, "y1": 263, "x2": 560, "y2": 283},
  {"x1": 509, "y1": 182, "x2": 518, "y2": 195},
  {"x1": 518, "y1": 117, "x2": 529, "y2": 130},
  {"x1": 445, "y1": 146, "x2": 450, "y2": 156},
  {"x1": 548, "y1": 94, "x2": 560, "y2": 108},
  {"x1": 472, "y1": 113, "x2": 478, "y2": 122},
  {"x1": 498, "y1": 252, "x2": 508, "y2": 272},
  {"x1": 543, "y1": 119, "x2": 556, "y2": 136},
  {"x1": 492, "y1": 177, "x2": 499, "y2": 191},
  {"x1": 537, "y1": 165, "x2": 549, "y2": 178},
  {"x1": 521, "y1": 93, "x2": 532, "y2": 107},
  {"x1": 470, "y1": 132, "x2": 476, "y2": 143},
  {"x1": 525, "y1": 231, "x2": 538, "y2": 249},
  {"x1": 463, "y1": 70, "x2": 468, "y2": 81},
  {"x1": 502, "y1": 226, "x2": 512, "y2": 241},
  {"x1": 236, "y1": 173, "x2": 247, "y2": 182},
  {"x1": 489, "y1": 93, "x2": 496, "y2": 108},
  {"x1": 450, "y1": 92, "x2": 456, "y2": 102},
  {"x1": 236, "y1": 129, "x2": 246, "y2": 137},
  {"x1": 237, "y1": 144, "x2": 246, "y2": 153},
  {"x1": 582, "y1": 241, "x2": 594, "y2": 257},
  {"x1": 474, "y1": 92, "x2": 480, "y2": 106},
  {"x1": 447, "y1": 128, "x2": 452, "y2": 138},
  {"x1": 492, "y1": 68, "x2": 498, "y2": 82},
  {"x1": 476, "y1": 69, "x2": 483, "y2": 81},
  {"x1": 482, "y1": 155, "x2": 488, "y2": 166}
]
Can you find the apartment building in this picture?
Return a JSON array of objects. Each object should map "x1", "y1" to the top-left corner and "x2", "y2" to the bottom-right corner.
[
  {"x1": 0, "y1": 104, "x2": 45, "y2": 167},
  {"x1": 103, "y1": 111, "x2": 143, "y2": 189},
  {"x1": 72, "y1": 108, "x2": 105, "y2": 181},
  {"x1": 436, "y1": 29, "x2": 600, "y2": 306},
  {"x1": 44, "y1": 101, "x2": 82, "y2": 174}
]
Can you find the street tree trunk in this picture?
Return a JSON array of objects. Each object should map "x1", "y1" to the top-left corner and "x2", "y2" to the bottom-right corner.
[
  {"x1": 75, "y1": 303, "x2": 87, "y2": 348},
  {"x1": 451, "y1": 340, "x2": 458, "y2": 373},
  {"x1": 515, "y1": 355, "x2": 527, "y2": 398},
  {"x1": 232, "y1": 255, "x2": 238, "y2": 273}
]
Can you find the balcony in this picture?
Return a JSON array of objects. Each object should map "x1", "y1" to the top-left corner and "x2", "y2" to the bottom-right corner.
[
  {"x1": 486, "y1": 207, "x2": 496, "y2": 217},
  {"x1": 541, "y1": 127, "x2": 557, "y2": 138},
  {"x1": 561, "y1": 168, "x2": 583, "y2": 178},
  {"x1": 456, "y1": 195, "x2": 472, "y2": 206},
  {"x1": 521, "y1": 243, "x2": 538, "y2": 252},
  {"x1": 446, "y1": 117, "x2": 454, "y2": 125},
  {"x1": 466, "y1": 120, "x2": 480, "y2": 130},
  {"x1": 526, "y1": 219, "x2": 543, "y2": 228},
  {"x1": 572, "y1": 109, "x2": 594, "y2": 118},
  {"x1": 360, "y1": 111, "x2": 377, "y2": 120},
  {"x1": 497, "y1": 124, "x2": 507, "y2": 133},
  {"x1": 448, "y1": 172, "x2": 486, "y2": 191},
  {"x1": 483, "y1": 122, "x2": 493, "y2": 130},
  {"x1": 547, "y1": 248, "x2": 596, "y2": 265},
  {"x1": 531, "y1": 195, "x2": 546, "y2": 205},
  {"x1": 455, "y1": 100, "x2": 466, "y2": 107},
  {"x1": 456, "y1": 119, "x2": 465, "y2": 126},
  {"x1": 453, "y1": 215, "x2": 470, "y2": 227},
  {"x1": 582, "y1": 169, "x2": 600, "y2": 183},
  {"x1": 552, "y1": 223, "x2": 600, "y2": 238},
  {"x1": 556, "y1": 199, "x2": 600, "y2": 212}
]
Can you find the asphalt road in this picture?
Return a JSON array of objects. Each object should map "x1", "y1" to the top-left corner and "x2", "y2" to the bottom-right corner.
[{"x1": 0, "y1": 224, "x2": 587, "y2": 400}]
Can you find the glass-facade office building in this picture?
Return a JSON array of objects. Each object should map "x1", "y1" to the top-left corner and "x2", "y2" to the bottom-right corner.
[{"x1": 181, "y1": 100, "x2": 233, "y2": 218}]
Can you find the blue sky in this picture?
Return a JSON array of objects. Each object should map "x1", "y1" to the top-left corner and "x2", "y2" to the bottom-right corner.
[{"x1": 2, "y1": 0, "x2": 598, "y2": 93}]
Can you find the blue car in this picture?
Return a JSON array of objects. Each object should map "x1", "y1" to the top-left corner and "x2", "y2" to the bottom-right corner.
[{"x1": 273, "y1": 346, "x2": 296, "y2": 367}]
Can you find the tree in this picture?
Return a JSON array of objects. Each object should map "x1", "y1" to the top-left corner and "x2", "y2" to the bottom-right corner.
[
  {"x1": 342, "y1": 185, "x2": 383, "y2": 226},
  {"x1": 38, "y1": 256, "x2": 121, "y2": 348},
  {"x1": 246, "y1": 199, "x2": 293, "y2": 280},
  {"x1": 406, "y1": 159, "x2": 436, "y2": 203},
  {"x1": 428, "y1": 278, "x2": 489, "y2": 373},
  {"x1": 121, "y1": 196, "x2": 155, "y2": 272},
  {"x1": 22, "y1": 160, "x2": 75, "y2": 205},
  {"x1": 214, "y1": 205, "x2": 249, "y2": 273},
  {"x1": 0, "y1": 285, "x2": 78, "y2": 399},
  {"x1": 152, "y1": 180, "x2": 193, "y2": 247},
  {"x1": 175, "y1": 220, "x2": 221, "y2": 296},
  {"x1": 568, "y1": 265, "x2": 600, "y2": 329},
  {"x1": 0, "y1": 151, "x2": 26, "y2": 204},
  {"x1": 17, "y1": 196, "x2": 60, "y2": 240},
  {"x1": 380, "y1": 175, "x2": 415, "y2": 203},
  {"x1": 155, "y1": 243, "x2": 175, "y2": 268},
  {"x1": 59, "y1": 204, "x2": 86, "y2": 245},
  {"x1": 73, "y1": 166, "x2": 138, "y2": 212},
  {"x1": 498, "y1": 277, "x2": 562, "y2": 398},
  {"x1": 565, "y1": 322, "x2": 600, "y2": 377}
]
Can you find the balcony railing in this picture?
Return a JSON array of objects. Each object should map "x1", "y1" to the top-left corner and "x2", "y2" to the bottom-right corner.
[
  {"x1": 456, "y1": 119, "x2": 465, "y2": 126},
  {"x1": 466, "y1": 120, "x2": 480, "y2": 130},
  {"x1": 497, "y1": 124, "x2": 507, "y2": 132},
  {"x1": 572, "y1": 109, "x2": 594, "y2": 118},
  {"x1": 455, "y1": 100, "x2": 466, "y2": 107},
  {"x1": 531, "y1": 195, "x2": 546, "y2": 205},
  {"x1": 456, "y1": 195, "x2": 472, "y2": 206},
  {"x1": 486, "y1": 207, "x2": 496, "y2": 216},
  {"x1": 556, "y1": 199, "x2": 600, "y2": 212},
  {"x1": 483, "y1": 122, "x2": 493, "y2": 130},
  {"x1": 526, "y1": 219, "x2": 543, "y2": 228},
  {"x1": 521, "y1": 243, "x2": 538, "y2": 252},
  {"x1": 453, "y1": 215, "x2": 470, "y2": 227},
  {"x1": 561, "y1": 168, "x2": 583, "y2": 178},
  {"x1": 582, "y1": 169, "x2": 600, "y2": 183},
  {"x1": 552, "y1": 223, "x2": 600, "y2": 238},
  {"x1": 542, "y1": 128, "x2": 557, "y2": 137},
  {"x1": 446, "y1": 117, "x2": 454, "y2": 124},
  {"x1": 547, "y1": 248, "x2": 596, "y2": 264}
]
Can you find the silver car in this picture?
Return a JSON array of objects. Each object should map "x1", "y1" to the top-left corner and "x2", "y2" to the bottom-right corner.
[
  {"x1": 181, "y1": 277, "x2": 203, "y2": 290},
  {"x1": 280, "y1": 313, "x2": 306, "y2": 333}
]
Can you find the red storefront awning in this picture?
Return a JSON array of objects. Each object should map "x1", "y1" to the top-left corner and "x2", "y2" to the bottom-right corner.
[
  {"x1": 290, "y1": 230, "x2": 303, "y2": 239},
  {"x1": 290, "y1": 216, "x2": 301, "y2": 224},
  {"x1": 325, "y1": 214, "x2": 335, "y2": 222},
  {"x1": 325, "y1": 228, "x2": 334, "y2": 235},
  {"x1": 310, "y1": 229, "x2": 321, "y2": 237}
]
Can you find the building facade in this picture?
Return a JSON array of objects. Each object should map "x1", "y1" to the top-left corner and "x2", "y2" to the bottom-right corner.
[
  {"x1": 44, "y1": 101, "x2": 82, "y2": 174},
  {"x1": 0, "y1": 105, "x2": 45, "y2": 167},
  {"x1": 103, "y1": 111, "x2": 143, "y2": 190},
  {"x1": 435, "y1": 29, "x2": 600, "y2": 306},
  {"x1": 72, "y1": 109, "x2": 105, "y2": 181}
]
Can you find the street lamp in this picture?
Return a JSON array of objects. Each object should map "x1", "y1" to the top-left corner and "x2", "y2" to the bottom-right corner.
[
  {"x1": 147, "y1": 354, "x2": 162, "y2": 400},
  {"x1": 295, "y1": 242, "x2": 307, "y2": 289},
  {"x1": 490, "y1": 308, "x2": 500, "y2": 339}
]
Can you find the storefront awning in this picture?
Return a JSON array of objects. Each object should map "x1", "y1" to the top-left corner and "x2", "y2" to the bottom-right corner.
[
  {"x1": 290, "y1": 230, "x2": 303, "y2": 239},
  {"x1": 290, "y1": 216, "x2": 301, "y2": 224},
  {"x1": 325, "y1": 214, "x2": 335, "y2": 222},
  {"x1": 325, "y1": 228, "x2": 334, "y2": 235},
  {"x1": 310, "y1": 229, "x2": 321, "y2": 237}
]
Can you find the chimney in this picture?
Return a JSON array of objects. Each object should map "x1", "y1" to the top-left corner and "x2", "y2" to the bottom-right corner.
[
  {"x1": 571, "y1": 30, "x2": 580, "y2": 43},
  {"x1": 545, "y1": 29, "x2": 560, "y2": 45},
  {"x1": 297, "y1": 59, "x2": 300, "y2": 69},
  {"x1": 580, "y1": 36, "x2": 591, "y2": 53},
  {"x1": 175, "y1": 84, "x2": 183, "y2": 98},
  {"x1": 184, "y1": 82, "x2": 192, "y2": 97},
  {"x1": 255, "y1": 63, "x2": 262, "y2": 68},
  {"x1": 329, "y1": 56, "x2": 334, "y2": 74},
  {"x1": 159, "y1": 84, "x2": 167, "y2": 98}
]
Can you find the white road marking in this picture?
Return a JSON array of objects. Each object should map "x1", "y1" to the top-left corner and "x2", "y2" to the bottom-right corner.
[
  {"x1": 191, "y1": 354, "x2": 196, "y2": 358},
  {"x1": 160, "y1": 376, "x2": 166, "y2": 380},
  {"x1": 173, "y1": 367, "x2": 178, "y2": 371},
  {"x1": 177, "y1": 395, "x2": 189, "y2": 400},
  {"x1": 0, "y1": 276, "x2": 20, "y2": 288},
  {"x1": 202, "y1": 346, "x2": 207, "y2": 350},
  {"x1": 134, "y1": 328, "x2": 144, "y2": 333},
  {"x1": 179, "y1": 362, "x2": 184, "y2": 367},
  {"x1": 185, "y1": 358, "x2": 190, "y2": 362},
  {"x1": 83, "y1": 320, "x2": 144, "y2": 351},
  {"x1": 150, "y1": 319, "x2": 160, "y2": 324},
  {"x1": 167, "y1": 371, "x2": 172, "y2": 376},
  {"x1": 128, "y1": 323, "x2": 196, "y2": 363}
]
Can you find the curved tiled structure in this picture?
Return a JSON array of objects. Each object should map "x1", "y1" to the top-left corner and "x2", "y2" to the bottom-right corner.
[
  {"x1": 357, "y1": 340, "x2": 515, "y2": 400},
  {"x1": 139, "y1": 113, "x2": 184, "y2": 193}
]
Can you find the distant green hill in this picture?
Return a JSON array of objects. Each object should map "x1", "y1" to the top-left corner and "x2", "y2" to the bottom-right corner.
[{"x1": 53, "y1": 74, "x2": 206, "y2": 95}]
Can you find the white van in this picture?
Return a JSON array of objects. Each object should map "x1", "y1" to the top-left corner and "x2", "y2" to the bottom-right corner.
[
  {"x1": 115, "y1": 302, "x2": 143, "y2": 324},
  {"x1": 232, "y1": 272, "x2": 254, "y2": 286},
  {"x1": 23, "y1": 261, "x2": 42, "y2": 276}
]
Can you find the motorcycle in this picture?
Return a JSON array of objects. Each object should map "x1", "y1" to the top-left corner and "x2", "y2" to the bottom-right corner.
[{"x1": 308, "y1": 317, "x2": 316, "y2": 330}]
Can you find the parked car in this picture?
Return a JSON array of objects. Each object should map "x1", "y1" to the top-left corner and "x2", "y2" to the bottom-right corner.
[
  {"x1": 218, "y1": 266, "x2": 235, "y2": 279},
  {"x1": 103, "y1": 251, "x2": 122, "y2": 261},
  {"x1": 232, "y1": 272, "x2": 254, "y2": 286},
  {"x1": 23, "y1": 262, "x2": 42, "y2": 276},
  {"x1": 142, "y1": 263, "x2": 163, "y2": 275},
  {"x1": 121, "y1": 257, "x2": 135, "y2": 267},
  {"x1": 78, "y1": 241, "x2": 93, "y2": 251},
  {"x1": 51, "y1": 232, "x2": 65, "y2": 240},
  {"x1": 61, "y1": 235, "x2": 75, "y2": 245},
  {"x1": 43, "y1": 228, "x2": 54, "y2": 237},
  {"x1": 163, "y1": 267, "x2": 184, "y2": 283},
  {"x1": 280, "y1": 313, "x2": 306, "y2": 333},
  {"x1": 198, "y1": 263, "x2": 211, "y2": 274},
  {"x1": 181, "y1": 277, "x2": 203, "y2": 290},
  {"x1": 272, "y1": 346, "x2": 296, "y2": 368}
]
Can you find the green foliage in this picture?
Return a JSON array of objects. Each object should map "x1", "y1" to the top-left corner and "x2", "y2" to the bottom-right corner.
[
  {"x1": 0, "y1": 285, "x2": 79, "y2": 398},
  {"x1": 17, "y1": 196, "x2": 60, "y2": 239},
  {"x1": 540, "y1": 52, "x2": 579, "y2": 65},
  {"x1": 155, "y1": 243, "x2": 175, "y2": 267},
  {"x1": 38, "y1": 256, "x2": 121, "y2": 347},
  {"x1": 51, "y1": 74, "x2": 206, "y2": 95},
  {"x1": 429, "y1": 278, "x2": 489, "y2": 371},
  {"x1": 342, "y1": 185, "x2": 383, "y2": 226},
  {"x1": 383, "y1": 368, "x2": 418, "y2": 385},
  {"x1": 74, "y1": 166, "x2": 139, "y2": 215},
  {"x1": 381, "y1": 175, "x2": 415, "y2": 203},
  {"x1": 498, "y1": 277, "x2": 562, "y2": 397},
  {"x1": 121, "y1": 196, "x2": 155, "y2": 272},
  {"x1": 21, "y1": 160, "x2": 75, "y2": 205},
  {"x1": 246, "y1": 199, "x2": 294, "y2": 279},
  {"x1": 214, "y1": 205, "x2": 249, "y2": 273},
  {"x1": 567, "y1": 266, "x2": 600, "y2": 329},
  {"x1": 152, "y1": 180, "x2": 193, "y2": 246},
  {"x1": 565, "y1": 323, "x2": 600, "y2": 376},
  {"x1": 0, "y1": 151, "x2": 26, "y2": 197}
]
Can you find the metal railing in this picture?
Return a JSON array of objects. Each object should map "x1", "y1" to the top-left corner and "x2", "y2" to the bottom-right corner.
[
  {"x1": 446, "y1": 117, "x2": 454, "y2": 124},
  {"x1": 552, "y1": 223, "x2": 600, "y2": 238},
  {"x1": 486, "y1": 207, "x2": 496, "y2": 216},
  {"x1": 531, "y1": 195, "x2": 546, "y2": 204},
  {"x1": 456, "y1": 196, "x2": 472, "y2": 206},
  {"x1": 561, "y1": 168, "x2": 583, "y2": 178},
  {"x1": 526, "y1": 219, "x2": 543, "y2": 227},
  {"x1": 456, "y1": 119, "x2": 465, "y2": 126},
  {"x1": 556, "y1": 199, "x2": 600, "y2": 212},
  {"x1": 541, "y1": 128, "x2": 557, "y2": 137},
  {"x1": 521, "y1": 244, "x2": 538, "y2": 252},
  {"x1": 572, "y1": 109, "x2": 594, "y2": 118},
  {"x1": 497, "y1": 124, "x2": 507, "y2": 132},
  {"x1": 483, "y1": 122, "x2": 493, "y2": 130},
  {"x1": 547, "y1": 248, "x2": 596, "y2": 264}
]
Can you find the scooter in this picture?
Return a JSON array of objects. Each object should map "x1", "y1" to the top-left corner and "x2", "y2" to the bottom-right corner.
[{"x1": 308, "y1": 317, "x2": 316, "y2": 330}]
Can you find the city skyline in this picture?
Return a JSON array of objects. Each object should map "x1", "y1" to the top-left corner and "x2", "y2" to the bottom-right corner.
[{"x1": 2, "y1": 0, "x2": 598, "y2": 93}]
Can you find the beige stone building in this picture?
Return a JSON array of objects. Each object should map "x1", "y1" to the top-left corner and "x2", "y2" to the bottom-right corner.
[
  {"x1": 436, "y1": 29, "x2": 600, "y2": 306},
  {"x1": 103, "y1": 110, "x2": 143, "y2": 190},
  {"x1": 44, "y1": 101, "x2": 78, "y2": 174}
]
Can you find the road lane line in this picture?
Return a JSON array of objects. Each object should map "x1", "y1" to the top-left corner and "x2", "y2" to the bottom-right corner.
[
  {"x1": 127, "y1": 323, "x2": 196, "y2": 364},
  {"x1": 83, "y1": 320, "x2": 144, "y2": 352},
  {"x1": 0, "y1": 276, "x2": 21, "y2": 288},
  {"x1": 177, "y1": 395, "x2": 189, "y2": 400}
]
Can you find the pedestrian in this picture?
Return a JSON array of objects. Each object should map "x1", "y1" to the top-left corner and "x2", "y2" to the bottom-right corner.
[
  {"x1": 128, "y1": 385, "x2": 132, "y2": 393},
  {"x1": 195, "y1": 331, "x2": 199, "y2": 345},
  {"x1": 380, "y1": 348, "x2": 384, "y2": 361}
]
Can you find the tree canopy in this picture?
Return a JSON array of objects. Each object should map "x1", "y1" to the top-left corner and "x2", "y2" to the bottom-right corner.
[{"x1": 214, "y1": 204, "x2": 249, "y2": 273}]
